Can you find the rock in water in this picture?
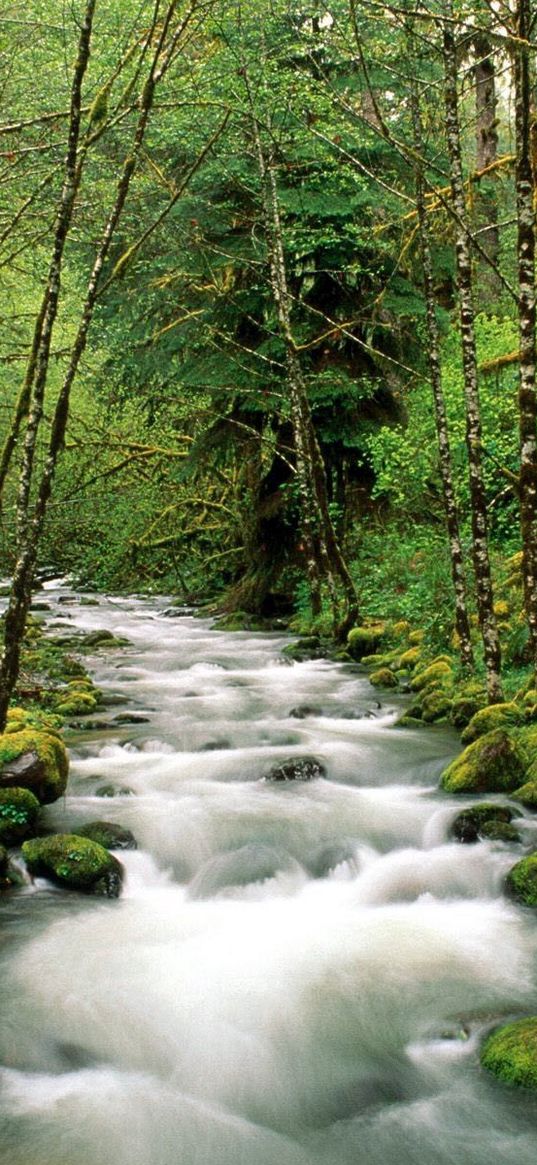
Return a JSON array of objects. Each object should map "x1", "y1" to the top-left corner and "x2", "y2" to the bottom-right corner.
[
  {"x1": 74, "y1": 821, "x2": 137, "y2": 851},
  {"x1": 0, "y1": 787, "x2": 41, "y2": 845},
  {"x1": 22, "y1": 834, "x2": 123, "y2": 897},
  {"x1": 481, "y1": 1018, "x2": 537, "y2": 1090},
  {"x1": 264, "y1": 756, "x2": 326, "y2": 782}
]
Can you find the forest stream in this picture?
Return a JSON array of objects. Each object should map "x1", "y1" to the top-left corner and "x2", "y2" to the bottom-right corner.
[{"x1": 1, "y1": 582, "x2": 537, "y2": 1165}]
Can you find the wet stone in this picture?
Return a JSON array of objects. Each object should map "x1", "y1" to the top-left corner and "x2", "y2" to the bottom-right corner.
[{"x1": 264, "y1": 756, "x2": 326, "y2": 782}]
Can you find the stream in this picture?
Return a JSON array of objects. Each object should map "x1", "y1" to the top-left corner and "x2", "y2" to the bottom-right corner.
[{"x1": 1, "y1": 583, "x2": 537, "y2": 1164}]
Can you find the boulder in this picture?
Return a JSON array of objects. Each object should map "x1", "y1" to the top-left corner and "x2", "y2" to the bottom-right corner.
[
  {"x1": 74, "y1": 821, "x2": 137, "y2": 851},
  {"x1": 440, "y1": 730, "x2": 527, "y2": 795},
  {"x1": 461, "y1": 702, "x2": 524, "y2": 745},
  {"x1": 281, "y1": 637, "x2": 325, "y2": 662},
  {"x1": 95, "y1": 784, "x2": 134, "y2": 798},
  {"x1": 450, "y1": 803, "x2": 519, "y2": 844},
  {"x1": 449, "y1": 693, "x2": 487, "y2": 729},
  {"x1": 0, "y1": 787, "x2": 41, "y2": 845},
  {"x1": 481, "y1": 1018, "x2": 537, "y2": 1090},
  {"x1": 264, "y1": 756, "x2": 326, "y2": 782},
  {"x1": 410, "y1": 660, "x2": 453, "y2": 692},
  {"x1": 369, "y1": 667, "x2": 398, "y2": 688},
  {"x1": 505, "y1": 853, "x2": 537, "y2": 906},
  {"x1": 22, "y1": 834, "x2": 123, "y2": 897},
  {"x1": 347, "y1": 625, "x2": 386, "y2": 661},
  {"x1": 0, "y1": 728, "x2": 68, "y2": 804}
]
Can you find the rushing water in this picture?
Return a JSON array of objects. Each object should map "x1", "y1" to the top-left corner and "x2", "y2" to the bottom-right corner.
[{"x1": 1, "y1": 584, "x2": 537, "y2": 1164}]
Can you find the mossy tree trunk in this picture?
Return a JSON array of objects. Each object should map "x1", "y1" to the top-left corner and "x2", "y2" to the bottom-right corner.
[
  {"x1": 512, "y1": 0, "x2": 537, "y2": 681},
  {"x1": 409, "y1": 64, "x2": 474, "y2": 671},
  {"x1": 442, "y1": 8, "x2": 503, "y2": 703}
]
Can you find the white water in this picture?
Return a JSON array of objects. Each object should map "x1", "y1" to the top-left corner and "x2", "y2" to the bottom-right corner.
[{"x1": 1, "y1": 586, "x2": 537, "y2": 1164}]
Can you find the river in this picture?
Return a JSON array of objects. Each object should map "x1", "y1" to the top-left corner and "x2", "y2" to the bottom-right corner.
[{"x1": 1, "y1": 583, "x2": 537, "y2": 1164}]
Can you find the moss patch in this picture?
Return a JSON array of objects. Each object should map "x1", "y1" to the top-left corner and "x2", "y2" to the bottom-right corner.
[
  {"x1": 450, "y1": 803, "x2": 518, "y2": 844},
  {"x1": 410, "y1": 660, "x2": 453, "y2": 692},
  {"x1": 347, "y1": 625, "x2": 386, "y2": 660},
  {"x1": 0, "y1": 787, "x2": 40, "y2": 845},
  {"x1": 22, "y1": 834, "x2": 123, "y2": 897},
  {"x1": 461, "y1": 703, "x2": 524, "y2": 745},
  {"x1": 369, "y1": 667, "x2": 398, "y2": 688},
  {"x1": 440, "y1": 730, "x2": 527, "y2": 795},
  {"x1": 0, "y1": 728, "x2": 68, "y2": 803},
  {"x1": 481, "y1": 1018, "x2": 537, "y2": 1090},
  {"x1": 505, "y1": 853, "x2": 537, "y2": 906}
]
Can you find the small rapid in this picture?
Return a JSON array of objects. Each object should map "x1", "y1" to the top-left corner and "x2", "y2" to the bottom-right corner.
[{"x1": 1, "y1": 585, "x2": 537, "y2": 1165}]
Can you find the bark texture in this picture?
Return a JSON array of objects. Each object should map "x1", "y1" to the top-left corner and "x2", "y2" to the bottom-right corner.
[{"x1": 442, "y1": 13, "x2": 503, "y2": 702}]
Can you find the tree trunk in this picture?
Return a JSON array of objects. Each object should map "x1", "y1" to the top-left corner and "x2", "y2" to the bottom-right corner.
[
  {"x1": 513, "y1": 0, "x2": 537, "y2": 678},
  {"x1": 473, "y1": 28, "x2": 500, "y2": 297},
  {"x1": 410, "y1": 69, "x2": 474, "y2": 670},
  {"x1": 442, "y1": 11, "x2": 503, "y2": 702}
]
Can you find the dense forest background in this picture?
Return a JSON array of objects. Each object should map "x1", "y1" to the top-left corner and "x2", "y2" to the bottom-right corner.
[{"x1": 1, "y1": 0, "x2": 537, "y2": 711}]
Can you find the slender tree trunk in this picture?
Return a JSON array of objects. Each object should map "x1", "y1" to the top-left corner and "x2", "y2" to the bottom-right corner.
[
  {"x1": 410, "y1": 71, "x2": 474, "y2": 670},
  {"x1": 442, "y1": 11, "x2": 503, "y2": 702},
  {"x1": 0, "y1": 0, "x2": 197, "y2": 729},
  {"x1": 473, "y1": 29, "x2": 500, "y2": 296},
  {"x1": 513, "y1": 0, "x2": 537, "y2": 678}
]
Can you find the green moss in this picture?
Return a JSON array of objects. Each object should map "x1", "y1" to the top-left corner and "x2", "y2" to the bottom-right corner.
[
  {"x1": 74, "y1": 821, "x2": 137, "y2": 850},
  {"x1": 398, "y1": 647, "x2": 421, "y2": 670},
  {"x1": 347, "y1": 624, "x2": 386, "y2": 660},
  {"x1": 55, "y1": 691, "x2": 98, "y2": 716},
  {"x1": 0, "y1": 728, "x2": 68, "y2": 803},
  {"x1": 0, "y1": 787, "x2": 40, "y2": 845},
  {"x1": 421, "y1": 690, "x2": 452, "y2": 723},
  {"x1": 505, "y1": 853, "x2": 537, "y2": 906},
  {"x1": 22, "y1": 834, "x2": 123, "y2": 897},
  {"x1": 482, "y1": 1018, "x2": 537, "y2": 1090},
  {"x1": 440, "y1": 730, "x2": 527, "y2": 795},
  {"x1": 450, "y1": 803, "x2": 518, "y2": 844},
  {"x1": 369, "y1": 667, "x2": 398, "y2": 688},
  {"x1": 461, "y1": 702, "x2": 524, "y2": 745},
  {"x1": 395, "y1": 715, "x2": 424, "y2": 728},
  {"x1": 480, "y1": 820, "x2": 520, "y2": 842},
  {"x1": 449, "y1": 694, "x2": 487, "y2": 729},
  {"x1": 281, "y1": 638, "x2": 323, "y2": 661},
  {"x1": 410, "y1": 660, "x2": 454, "y2": 692},
  {"x1": 511, "y1": 781, "x2": 537, "y2": 807}
]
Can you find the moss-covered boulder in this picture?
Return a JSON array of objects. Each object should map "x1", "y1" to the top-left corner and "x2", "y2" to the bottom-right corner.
[
  {"x1": 480, "y1": 820, "x2": 521, "y2": 842},
  {"x1": 0, "y1": 728, "x2": 68, "y2": 804},
  {"x1": 398, "y1": 647, "x2": 421, "y2": 670},
  {"x1": 281, "y1": 637, "x2": 324, "y2": 662},
  {"x1": 347, "y1": 625, "x2": 386, "y2": 661},
  {"x1": 481, "y1": 1018, "x2": 537, "y2": 1090},
  {"x1": 440, "y1": 730, "x2": 527, "y2": 796},
  {"x1": 505, "y1": 853, "x2": 537, "y2": 906},
  {"x1": 22, "y1": 834, "x2": 123, "y2": 897},
  {"x1": 369, "y1": 667, "x2": 398, "y2": 688},
  {"x1": 54, "y1": 690, "x2": 98, "y2": 716},
  {"x1": 421, "y1": 690, "x2": 452, "y2": 723},
  {"x1": 74, "y1": 821, "x2": 137, "y2": 851},
  {"x1": 511, "y1": 781, "x2": 537, "y2": 807},
  {"x1": 0, "y1": 787, "x2": 40, "y2": 845},
  {"x1": 449, "y1": 693, "x2": 488, "y2": 730},
  {"x1": 450, "y1": 803, "x2": 519, "y2": 844},
  {"x1": 410, "y1": 660, "x2": 453, "y2": 692},
  {"x1": 461, "y1": 702, "x2": 524, "y2": 745}
]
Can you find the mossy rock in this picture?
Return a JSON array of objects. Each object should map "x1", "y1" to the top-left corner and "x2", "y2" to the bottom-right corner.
[
  {"x1": 481, "y1": 1018, "x2": 537, "y2": 1090},
  {"x1": 95, "y1": 784, "x2": 135, "y2": 798},
  {"x1": 213, "y1": 612, "x2": 266, "y2": 632},
  {"x1": 398, "y1": 647, "x2": 421, "y2": 670},
  {"x1": 392, "y1": 620, "x2": 411, "y2": 640},
  {"x1": 395, "y1": 715, "x2": 424, "y2": 728},
  {"x1": 505, "y1": 853, "x2": 537, "y2": 906},
  {"x1": 480, "y1": 820, "x2": 521, "y2": 842},
  {"x1": 347, "y1": 625, "x2": 386, "y2": 661},
  {"x1": 84, "y1": 629, "x2": 130, "y2": 648},
  {"x1": 60, "y1": 656, "x2": 87, "y2": 678},
  {"x1": 408, "y1": 630, "x2": 424, "y2": 645},
  {"x1": 55, "y1": 691, "x2": 98, "y2": 717},
  {"x1": 0, "y1": 787, "x2": 40, "y2": 845},
  {"x1": 281, "y1": 637, "x2": 324, "y2": 662},
  {"x1": 369, "y1": 667, "x2": 398, "y2": 689},
  {"x1": 421, "y1": 691, "x2": 452, "y2": 724},
  {"x1": 361, "y1": 650, "x2": 400, "y2": 668},
  {"x1": 0, "y1": 728, "x2": 68, "y2": 804},
  {"x1": 450, "y1": 803, "x2": 518, "y2": 844},
  {"x1": 22, "y1": 834, "x2": 123, "y2": 897},
  {"x1": 410, "y1": 660, "x2": 454, "y2": 692},
  {"x1": 449, "y1": 694, "x2": 488, "y2": 730},
  {"x1": 511, "y1": 781, "x2": 537, "y2": 808},
  {"x1": 440, "y1": 730, "x2": 527, "y2": 796},
  {"x1": 74, "y1": 821, "x2": 137, "y2": 851},
  {"x1": 461, "y1": 702, "x2": 524, "y2": 745}
]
